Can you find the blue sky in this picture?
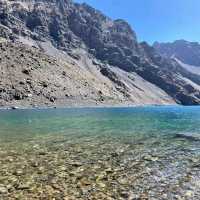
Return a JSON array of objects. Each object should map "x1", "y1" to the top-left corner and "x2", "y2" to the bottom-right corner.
[{"x1": 74, "y1": 0, "x2": 200, "y2": 44}]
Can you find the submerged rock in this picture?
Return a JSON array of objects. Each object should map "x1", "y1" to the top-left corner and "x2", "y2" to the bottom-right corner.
[
  {"x1": 175, "y1": 132, "x2": 200, "y2": 141},
  {"x1": 0, "y1": 186, "x2": 7, "y2": 194},
  {"x1": 11, "y1": 106, "x2": 19, "y2": 110}
]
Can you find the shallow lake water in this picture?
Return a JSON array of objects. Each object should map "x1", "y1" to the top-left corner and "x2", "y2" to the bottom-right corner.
[{"x1": 0, "y1": 106, "x2": 200, "y2": 199}]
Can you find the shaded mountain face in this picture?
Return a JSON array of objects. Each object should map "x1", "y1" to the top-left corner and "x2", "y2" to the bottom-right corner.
[
  {"x1": 154, "y1": 40, "x2": 200, "y2": 67},
  {"x1": 0, "y1": 0, "x2": 200, "y2": 106}
]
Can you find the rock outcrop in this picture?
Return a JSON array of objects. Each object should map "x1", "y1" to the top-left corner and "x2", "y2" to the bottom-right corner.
[{"x1": 0, "y1": 0, "x2": 200, "y2": 106}]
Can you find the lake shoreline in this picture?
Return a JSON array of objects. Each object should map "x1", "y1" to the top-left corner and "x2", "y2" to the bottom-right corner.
[{"x1": 0, "y1": 103, "x2": 178, "y2": 110}]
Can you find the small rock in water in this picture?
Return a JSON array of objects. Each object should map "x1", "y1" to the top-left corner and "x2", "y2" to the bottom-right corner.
[
  {"x1": 11, "y1": 106, "x2": 19, "y2": 110},
  {"x1": 13, "y1": 170, "x2": 23, "y2": 176},
  {"x1": 16, "y1": 183, "x2": 30, "y2": 190},
  {"x1": 69, "y1": 161, "x2": 82, "y2": 167},
  {"x1": 38, "y1": 151, "x2": 47, "y2": 155},
  {"x1": 185, "y1": 190, "x2": 193, "y2": 197},
  {"x1": 175, "y1": 132, "x2": 200, "y2": 141},
  {"x1": 144, "y1": 155, "x2": 159, "y2": 162},
  {"x1": 0, "y1": 186, "x2": 7, "y2": 194},
  {"x1": 97, "y1": 182, "x2": 106, "y2": 188}
]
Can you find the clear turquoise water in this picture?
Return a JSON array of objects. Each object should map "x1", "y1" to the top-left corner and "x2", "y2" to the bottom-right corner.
[
  {"x1": 0, "y1": 106, "x2": 200, "y2": 199},
  {"x1": 1, "y1": 106, "x2": 200, "y2": 141}
]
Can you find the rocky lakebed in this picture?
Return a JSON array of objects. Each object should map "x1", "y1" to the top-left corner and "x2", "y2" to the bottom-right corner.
[{"x1": 0, "y1": 107, "x2": 200, "y2": 199}]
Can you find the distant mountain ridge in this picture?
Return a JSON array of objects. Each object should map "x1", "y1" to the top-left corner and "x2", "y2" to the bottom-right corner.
[
  {"x1": 154, "y1": 40, "x2": 200, "y2": 67},
  {"x1": 0, "y1": 0, "x2": 200, "y2": 106}
]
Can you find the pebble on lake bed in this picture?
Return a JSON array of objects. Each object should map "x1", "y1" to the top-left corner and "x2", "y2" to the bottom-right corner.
[{"x1": 0, "y1": 186, "x2": 7, "y2": 194}]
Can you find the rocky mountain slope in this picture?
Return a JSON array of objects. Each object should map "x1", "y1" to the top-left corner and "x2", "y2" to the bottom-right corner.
[
  {"x1": 154, "y1": 40, "x2": 200, "y2": 67},
  {"x1": 0, "y1": 41, "x2": 175, "y2": 107},
  {"x1": 0, "y1": 0, "x2": 200, "y2": 107},
  {"x1": 154, "y1": 40, "x2": 200, "y2": 79}
]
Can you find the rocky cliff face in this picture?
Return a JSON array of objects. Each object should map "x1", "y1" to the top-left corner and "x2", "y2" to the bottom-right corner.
[
  {"x1": 0, "y1": 0, "x2": 200, "y2": 106},
  {"x1": 154, "y1": 40, "x2": 200, "y2": 67}
]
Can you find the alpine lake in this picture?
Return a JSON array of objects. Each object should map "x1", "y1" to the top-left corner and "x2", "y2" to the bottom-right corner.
[{"x1": 0, "y1": 106, "x2": 200, "y2": 199}]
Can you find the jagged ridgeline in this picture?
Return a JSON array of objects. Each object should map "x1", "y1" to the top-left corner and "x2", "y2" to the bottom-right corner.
[
  {"x1": 154, "y1": 40, "x2": 200, "y2": 67},
  {"x1": 0, "y1": 0, "x2": 200, "y2": 107}
]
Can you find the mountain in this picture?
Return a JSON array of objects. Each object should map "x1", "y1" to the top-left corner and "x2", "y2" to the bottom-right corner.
[
  {"x1": 153, "y1": 40, "x2": 200, "y2": 66},
  {"x1": 154, "y1": 40, "x2": 200, "y2": 78},
  {"x1": 0, "y1": 0, "x2": 200, "y2": 107}
]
